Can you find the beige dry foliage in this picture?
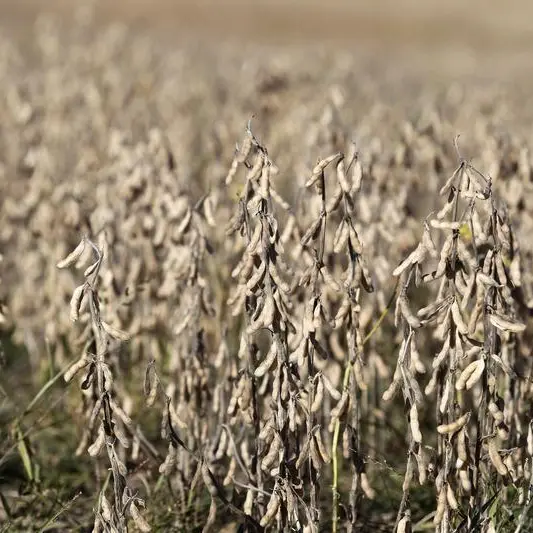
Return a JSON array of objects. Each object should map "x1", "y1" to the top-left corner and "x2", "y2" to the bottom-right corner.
[{"x1": 2, "y1": 9, "x2": 533, "y2": 533}]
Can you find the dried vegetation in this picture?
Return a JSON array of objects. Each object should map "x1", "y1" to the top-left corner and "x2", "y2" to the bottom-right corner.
[{"x1": 1, "y1": 10, "x2": 533, "y2": 533}]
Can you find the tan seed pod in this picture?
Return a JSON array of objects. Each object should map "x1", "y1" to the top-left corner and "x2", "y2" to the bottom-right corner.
[
  {"x1": 83, "y1": 261, "x2": 99, "y2": 278},
  {"x1": 348, "y1": 225, "x2": 362, "y2": 254},
  {"x1": 202, "y1": 195, "x2": 216, "y2": 227},
  {"x1": 246, "y1": 223, "x2": 262, "y2": 255},
  {"x1": 417, "y1": 296, "x2": 453, "y2": 320},
  {"x1": 488, "y1": 401, "x2": 504, "y2": 423},
  {"x1": 397, "y1": 514, "x2": 411, "y2": 533},
  {"x1": 101, "y1": 321, "x2": 130, "y2": 342},
  {"x1": 301, "y1": 217, "x2": 323, "y2": 247},
  {"x1": 437, "y1": 193, "x2": 455, "y2": 219},
  {"x1": 64, "y1": 355, "x2": 90, "y2": 383},
  {"x1": 410, "y1": 404, "x2": 422, "y2": 443},
  {"x1": 459, "y1": 469, "x2": 471, "y2": 492},
  {"x1": 101, "y1": 363, "x2": 114, "y2": 390},
  {"x1": 285, "y1": 483, "x2": 297, "y2": 521},
  {"x1": 410, "y1": 338, "x2": 425, "y2": 374},
  {"x1": 353, "y1": 358, "x2": 367, "y2": 391},
  {"x1": 465, "y1": 359, "x2": 485, "y2": 390},
  {"x1": 88, "y1": 397, "x2": 103, "y2": 428},
  {"x1": 270, "y1": 187, "x2": 290, "y2": 210},
  {"x1": 451, "y1": 300, "x2": 468, "y2": 335},
  {"x1": 232, "y1": 253, "x2": 252, "y2": 280},
  {"x1": 159, "y1": 443, "x2": 177, "y2": 475},
  {"x1": 260, "y1": 489, "x2": 280, "y2": 527},
  {"x1": 489, "y1": 312, "x2": 526, "y2": 333},
  {"x1": 112, "y1": 449, "x2": 127, "y2": 477},
  {"x1": 243, "y1": 489, "x2": 254, "y2": 516},
  {"x1": 88, "y1": 427, "x2": 105, "y2": 457},
  {"x1": 145, "y1": 373, "x2": 158, "y2": 408},
  {"x1": 255, "y1": 340, "x2": 278, "y2": 378},
  {"x1": 296, "y1": 436, "x2": 311, "y2": 470},
  {"x1": 259, "y1": 165, "x2": 270, "y2": 199},
  {"x1": 280, "y1": 366, "x2": 290, "y2": 403},
  {"x1": 130, "y1": 502, "x2": 151, "y2": 532},
  {"x1": 326, "y1": 186, "x2": 343, "y2": 213},
  {"x1": 223, "y1": 456, "x2": 237, "y2": 486},
  {"x1": 329, "y1": 390, "x2": 349, "y2": 424},
  {"x1": 416, "y1": 447, "x2": 428, "y2": 485},
  {"x1": 246, "y1": 153, "x2": 264, "y2": 182},
  {"x1": 439, "y1": 380, "x2": 450, "y2": 415},
  {"x1": 496, "y1": 422, "x2": 509, "y2": 441},
  {"x1": 175, "y1": 207, "x2": 192, "y2": 238},
  {"x1": 109, "y1": 398, "x2": 133, "y2": 428},
  {"x1": 487, "y1": 438, "x2": 508, "y2": 476},
  {"x1": 434, "y1": 486, "x2": 447, "y2": 525},
  {"x1": 307, "y1": 153, "x2": 342, "y2": 187},
  {"x1": 382, "y1": 376, "x2": 401, "y2": 402},
  {"x1": 271, "y1": 369, "x2": 281, "y2": 401},
  {"x1": 434, "y1": 234, "x2": 454, "y2": 279},
  {"x1": 322, "y1": 373, "x2": 342, "y2": 401},
  {"x1": 269, "y1": 262, "x2": 291, "y2": 294},
  {"x1": 430, "y1": 219, "x2": 461, "y2": 230},
  {"x1": 225, "y1": 157, "x2": 239, "y2": 185},
  {"x1": 237, "y1": 132, "x2": 252, "y2": 163},
  {"x1": 402, "y1": 456, "x2": 414, "y2": 493},
  {"x1": 460, "y1": 274, "x2": 477, "y2": 310},
  {"x1": 351, "y1": 157, "x2": 363, "y2": 193},
  {"x1": 432, "y1": 334, "x2": 451, "y2": 370},
  {"x1": 495, "y1": 252, "x2": 508, "y2": 285},
  {"x1": 343, "y1": 257, "x2": 355, "y2": 287},
  {"x1": 361, "y1": 473, "x2": 375, "y2": 500},
  {"x1": 456, "y1": 359, "x2": 485, "y2": 391},
  {"x1": 476, "y1": 271, "x2": 500, "y2": 288},
  {"x1": 246, "y1": 295, "x2": 276, "y2": 335},
  {"x1": 334, "y1": 298, "x2": 350, "y2": 329},
  {"x1": 437, "y1": 412, "x2": 470, "y2": 435},
  {"x1": 57, "y1": 238, "x2": 86, "y2": 269},
  {"x1": 439, "y1": 165, "x2": 461, "y2": 196},
  {"x1": 399, "y1": 295, "x2": 421, "y2": 329},
  {"x1": 311, "y1": 376, "x2": 324, "y2": 413},
  {"x1": 201, "y1": 462, "x2": 219, "y2": 497},
  {"x1": 100, "y1": 494, "x2": 112, "y2": 522},
  {"x1": 246, "y1": 262, "x2": 266, "y2": 294},
  {"x1": 320, "y1": 266, "x2": 341, "y2": 292},
  {"x1": 314, "y1": 431, "x2": 331, "y2": 464},
  {"x1": 261, "y1": 435, "x2": 281, "y2": 471},
  {"x1": 280, "y1": 214, "x2": 295, "y2": 244},
  {"x1": 309, "y1": 437, "x2": 323, "y2": 470},
  {"x1": 503, "y1": 454, "x2": 517, "y2": 481},
  {"x1": 446, "y1": 483, "x2": 458, "y2": 510},
  {"x1": 201, "y1": 499, "x2": 217, "y2": 533},
  {"x1": 288, "y1": 397, "x2": 297, "y2": 433},
  {"x1": 468, "y1": 300, "x2": 483, "y2": 336},
  {"x1": 174, "y1": 313, "x2": 192, "y2": 330},
  {"x1": 259, "y1": 420, "x2": 275, "y2": 443},
  {"x1": 393, "y1": 246, "x2": 424, "y2": 277},
  {"x1": 336, "y1": 157, "x2": 350, "y2": 193},
  {"x1": 509, "y1": 254, "x2": 521, "y2": 287},
  {"x1": 483, "y1": 249, "x2": 494, "y2": 274},
  {"x1": 456, "y1": 428, "x2": 468, "y2": 468},
  {"x1": 333, "y1": 220, "x2": 349, "y2": 253},
  {"x1": 240, "y1": 441, "x2": 252, "y2": 469},
  {"x1": 214, "y1": 429, "x2": 228, "y2": 460}
]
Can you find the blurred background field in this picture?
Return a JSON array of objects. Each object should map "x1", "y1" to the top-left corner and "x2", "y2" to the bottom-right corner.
[{"x1": 1, "y1": 1, "x2": 533, "y2": 532}]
